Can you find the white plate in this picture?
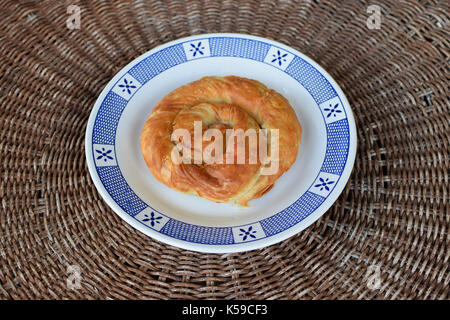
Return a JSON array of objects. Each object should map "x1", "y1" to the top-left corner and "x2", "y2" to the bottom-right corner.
[{"x1": 85, "y1": 34, "x2": 357, "y2": 253}]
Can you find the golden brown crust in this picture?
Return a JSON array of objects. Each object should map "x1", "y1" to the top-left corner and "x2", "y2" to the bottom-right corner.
[{"x1": 140, "y1": 76, "x2": 302, "y2": 205}]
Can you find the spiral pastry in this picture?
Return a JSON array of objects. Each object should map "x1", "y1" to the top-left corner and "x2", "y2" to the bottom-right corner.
[{"x1": 140, "y1": 76, "x2": 302, "y2": 205}]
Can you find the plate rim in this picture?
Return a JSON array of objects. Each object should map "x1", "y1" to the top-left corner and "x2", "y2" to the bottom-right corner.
[{"x1": 85, "y1": 33, "x2": 357, "y2": 253}]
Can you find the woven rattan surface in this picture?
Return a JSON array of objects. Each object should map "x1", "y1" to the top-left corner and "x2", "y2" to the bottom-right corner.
[{"x1": 0, "y1": 0, "x2": 449, "y2": 299}]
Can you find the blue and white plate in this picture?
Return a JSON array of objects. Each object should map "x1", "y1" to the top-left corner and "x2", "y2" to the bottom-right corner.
[{"x1": 85, "y1": 34, "x2": 357, "y2": 253}]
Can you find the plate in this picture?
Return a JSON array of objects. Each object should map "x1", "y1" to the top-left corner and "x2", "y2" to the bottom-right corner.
[{"x1": 85, "y1": 33, "x2": 357, "y2": 253}]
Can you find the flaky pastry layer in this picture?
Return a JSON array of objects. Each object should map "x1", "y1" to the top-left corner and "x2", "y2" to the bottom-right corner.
[{"x1": 140, "y1": 76, "x2": 302, "y2": 205}]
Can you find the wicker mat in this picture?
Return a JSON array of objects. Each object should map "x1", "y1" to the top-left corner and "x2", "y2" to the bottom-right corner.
[{"x1": 0, "y1": 0, "x2": 448, "y2": 299}]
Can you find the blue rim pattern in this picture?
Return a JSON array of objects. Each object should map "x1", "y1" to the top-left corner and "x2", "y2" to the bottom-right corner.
[{"x1": 90, "y1": 36, "x2": 350, "y2": 245}]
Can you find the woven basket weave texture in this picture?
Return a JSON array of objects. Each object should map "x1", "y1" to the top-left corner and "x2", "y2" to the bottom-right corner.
[{"x1": 0, "y1": 0, "x2": 448, "y2": 299}]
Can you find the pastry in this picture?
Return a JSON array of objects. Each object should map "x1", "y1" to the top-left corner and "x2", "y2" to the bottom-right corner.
[{"x1": 140, "y1": 76, "x2": 302, "y2": 205}]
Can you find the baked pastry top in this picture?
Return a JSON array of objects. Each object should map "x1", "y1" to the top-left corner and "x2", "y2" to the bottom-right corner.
[{"x1": 140, "y1": 76, "x2": 302, "y2": 205}]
